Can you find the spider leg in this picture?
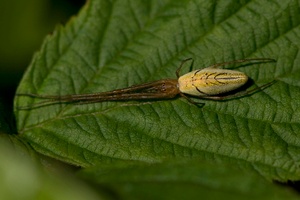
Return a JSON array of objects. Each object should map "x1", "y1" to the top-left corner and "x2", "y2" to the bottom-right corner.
[
  {"x1": 179, "y1": 93, "x2": 205, "y2": 107},
  {"x1": 200, "y1": 80, "x2": 276, "y2": 100},
  {"x1": 208, "y1": 58, "x2": 275, "y2": 69},
  {"x1": 176, "y1": 58, "x2": 194, "y2": 78}
]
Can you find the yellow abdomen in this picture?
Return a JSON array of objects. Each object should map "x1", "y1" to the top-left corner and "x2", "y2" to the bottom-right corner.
[{"x1": 178, "y1": 68, "x2": 248, "y2": 96}]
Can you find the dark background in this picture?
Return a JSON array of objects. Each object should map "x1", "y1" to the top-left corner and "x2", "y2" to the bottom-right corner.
[{"x1": 0, "y1": 0, "x2": 85, "y2": 115}]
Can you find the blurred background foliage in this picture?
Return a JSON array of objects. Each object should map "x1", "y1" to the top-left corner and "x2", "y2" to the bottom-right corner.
[{"x1": 0, "y1": 0, "x2": 85, "y2": 109}]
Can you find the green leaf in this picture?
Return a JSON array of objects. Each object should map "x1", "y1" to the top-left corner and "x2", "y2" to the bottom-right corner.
[
  {"x1": 15, "y1": 0, "x2": 300, "y2": 181},
  {"x1": 80, "y1": 160, "x2": 299, "y2": 200}
]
